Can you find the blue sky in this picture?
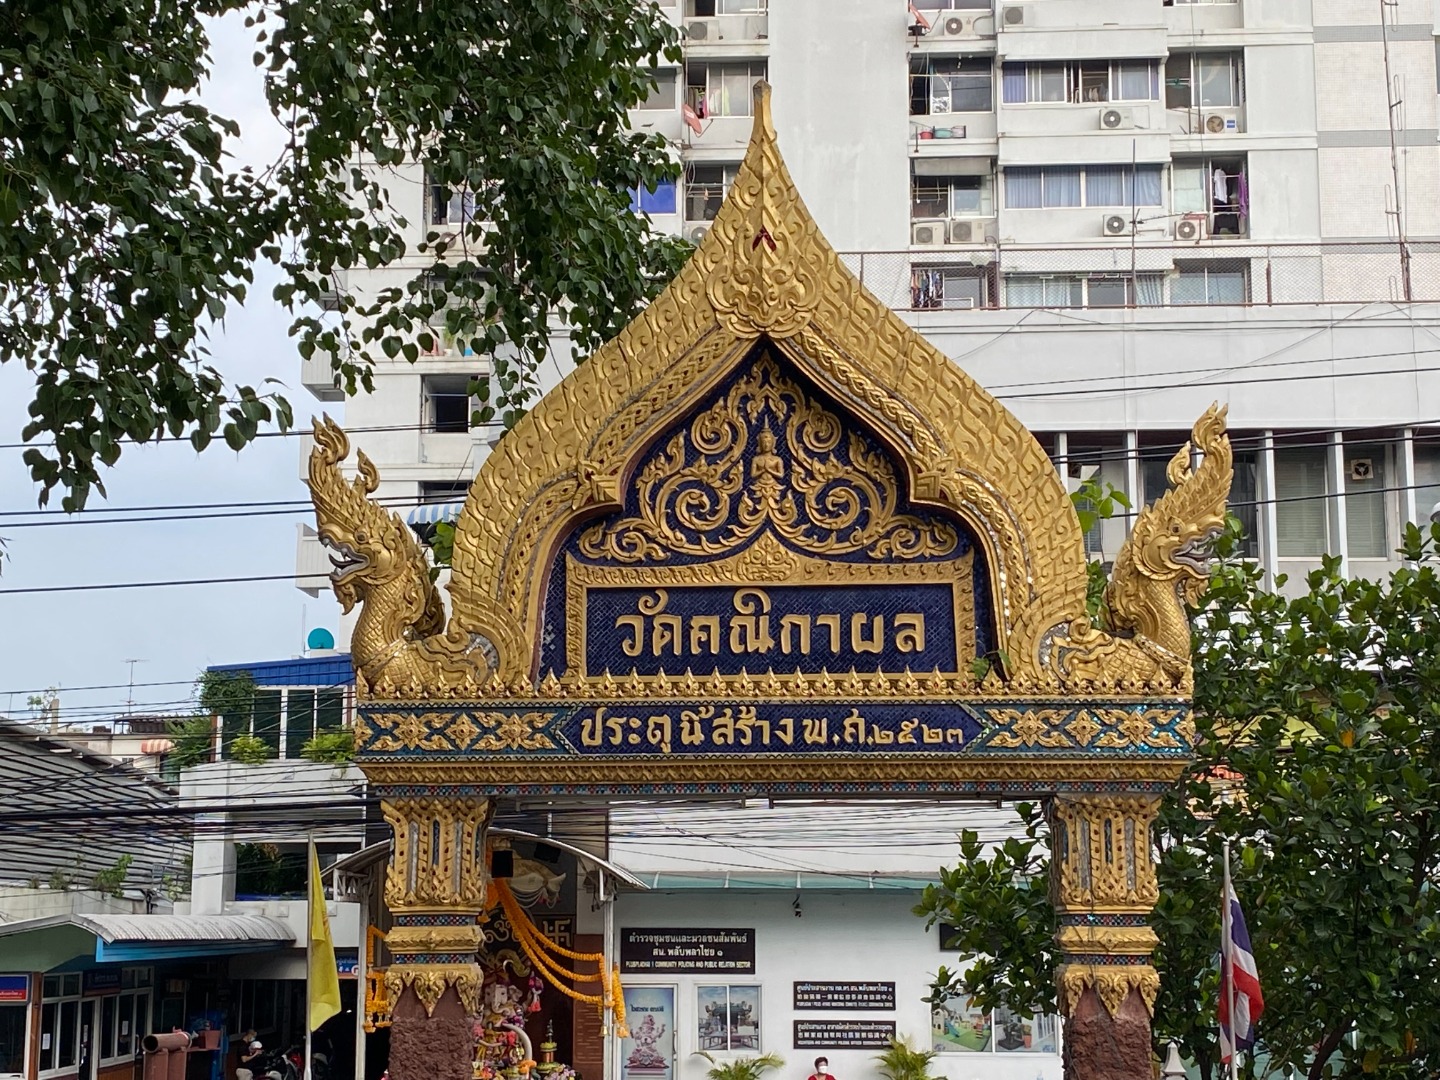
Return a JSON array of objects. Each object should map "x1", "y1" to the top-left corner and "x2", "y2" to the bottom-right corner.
[{"x1": 0, "y1": 15, "x2": 344, "y2": 722}]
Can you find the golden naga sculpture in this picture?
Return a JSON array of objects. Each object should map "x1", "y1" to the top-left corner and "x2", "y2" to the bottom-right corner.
[
  {"x1": 1051, "y1": 405, "x2": 1233, "y2": 692},
  {"x1": 308, "y1": 417, "x2": 496, "y2": 696}
]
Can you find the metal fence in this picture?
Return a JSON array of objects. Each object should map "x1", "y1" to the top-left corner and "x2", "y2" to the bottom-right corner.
[{"x1": 835, "y1": 241, "x2": 1440, "y2": 312}]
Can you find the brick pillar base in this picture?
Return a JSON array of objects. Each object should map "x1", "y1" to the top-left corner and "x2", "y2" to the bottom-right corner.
[
  {"x1": 388, "y1": 986, "x2": 474, "y2": 1080},
  {"x1": 1062, "y1": 987, "x2": 1153, "y2": 1080},
  {"x1": 569, "y1": 934, "x2": 605, "y2": 1080}
]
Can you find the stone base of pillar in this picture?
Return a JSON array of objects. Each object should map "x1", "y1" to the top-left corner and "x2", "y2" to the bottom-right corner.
[
  {"x1": 1062, "y1": 987, "x2": 1153, "y2": 1080},
  {"x1": 386, "y1": 982, "x2": 477, "y2": 1080}
]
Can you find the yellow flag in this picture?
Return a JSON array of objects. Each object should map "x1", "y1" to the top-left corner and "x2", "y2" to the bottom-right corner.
[{"x1": 308, "y1": 841, "x2": 342, "y2": 1032}]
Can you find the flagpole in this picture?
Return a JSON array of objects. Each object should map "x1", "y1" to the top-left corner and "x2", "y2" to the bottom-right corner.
[
  {"x1": 307, "y1": 835, "x2": 315, "y2": 1080},
  {"x1": 1223, "y1": 839, "x2": 1238, "y2": 1080}
]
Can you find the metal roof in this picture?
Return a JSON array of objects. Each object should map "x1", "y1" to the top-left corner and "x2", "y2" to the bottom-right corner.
[
  {"x1": 330, "y1": 828, "x2": 649, "y2": 891},
  {"x1": 0, "y1": 717, "x2": 187, "y2": 897},
  {"x1": 0, "y1": 912, "x2": 294, "y2": 944},
  {"x1": 206, "y1": 654, "x2": 354, "y2": 688}
]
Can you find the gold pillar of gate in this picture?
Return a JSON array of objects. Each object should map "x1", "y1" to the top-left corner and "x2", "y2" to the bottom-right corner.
[
  {"x1": 379, "y1": 795, "x2": 493, "y2": 1080},
  {"x1": 1049, "y1": 794, "x2": 1164, "y2": 1080}
]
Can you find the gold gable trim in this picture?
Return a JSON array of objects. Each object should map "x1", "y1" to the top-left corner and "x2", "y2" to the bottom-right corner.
[{"x1": 447, "y1": 82, "x2": 1087, "y2": 682}]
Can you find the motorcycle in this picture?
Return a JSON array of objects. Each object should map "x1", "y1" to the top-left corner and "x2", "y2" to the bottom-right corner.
[{"x1": 254, "y1": 1045, "x2": 300, "y2": 1080}]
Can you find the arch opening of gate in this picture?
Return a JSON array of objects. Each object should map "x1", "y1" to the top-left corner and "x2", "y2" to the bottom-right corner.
[{"x1": 308, "y1": 83, "x2": 1231, "y2": 1080}]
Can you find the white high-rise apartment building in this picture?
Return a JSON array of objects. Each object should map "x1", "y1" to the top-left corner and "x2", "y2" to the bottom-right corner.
[{"x1": 297, "y1": 0, "x2": 1440, "y2": 607}]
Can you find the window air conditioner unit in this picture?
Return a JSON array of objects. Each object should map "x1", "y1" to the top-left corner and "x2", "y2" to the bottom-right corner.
[
  {"x1": 1175, "y1": 215, "x2": 1208, "y2": 241},
  {"x1": 1100, "y1": 107, "x2": 1134, "y2": 130},
  {"x1": 1103, "y1": 214, "x2": 1133, "y2": 237},
  {"x1": 912, "y1": 219, "x2": 947, "y2": 246},
  {"x1": 948, "y1": 218, "x2": 992, "y2": 244},
  {"x1": 1001, "y1": 6, "x2": 1025, "y2": 26},
  {"x1": 685, "y1": 19, "x2": 712, "y2": 41},
  {"x1": 943, "y1": 296, "x2": 978, "y2": 310},
  {"x1": 1205, "y1": 113, "x2": 1235, "y2": 134},
  {"x1": 1348, "y1": 458, "x2": 1374, "y2": 481},
  {"x1": 687, "y1": 223, "x2": 712, "y2": 243},
  {"x1": 940, "y1": 15, "x2": 970, "y2": 35}
]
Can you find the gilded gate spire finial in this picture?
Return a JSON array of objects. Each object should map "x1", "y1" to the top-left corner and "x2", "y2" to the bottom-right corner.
[{"x1": 704, "y1": 81, "x2": 822, "y2": 337}]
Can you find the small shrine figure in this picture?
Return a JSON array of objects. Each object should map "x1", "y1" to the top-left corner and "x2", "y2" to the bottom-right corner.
[{"x1": 625, "y1": 1014, "x2": 668, "y2": 1070}]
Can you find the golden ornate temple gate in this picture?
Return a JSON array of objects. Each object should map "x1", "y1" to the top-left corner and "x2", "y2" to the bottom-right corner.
[{"x1": 308, "y1": 84, "x2": 1230, "y2": 1080}]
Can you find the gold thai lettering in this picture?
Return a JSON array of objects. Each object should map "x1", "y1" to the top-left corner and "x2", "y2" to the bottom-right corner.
[
  {"x1": 581, "y1": 707, "x2": 969, "y2": 750},
  {"x1": 581, "y1": 707, "x2": 606, "y2": 747},
  {"x1": 779, "y1": 614, "x2": 811, "y2": 654},
  {"x1": 680, "y1": 710, "x2": 706, "y2": 746},
  {"x1": 735, "y1": 707, "x2": 768, "y2": 745},
  {"x1": 689, "y1": 616, "x2": 722, "y2": 655},
  {"x1": 646, "y1": 714, "x2": 673, "y2": 754},
  {"x1": 894, "y1": 614, "x2": 925, "y2": 653},
  {"x1": 605, "y1": 591, "x2": 936, "y2": 664},
  {"x1": 729, "y1": 589, "x2": 775, "y2": 654},
  {"x1": 851, "y1": 614, "x2": 883, "y2": 653},
  {"x1": 617, "y1": 614, "x2": 645, "y2": 657}
]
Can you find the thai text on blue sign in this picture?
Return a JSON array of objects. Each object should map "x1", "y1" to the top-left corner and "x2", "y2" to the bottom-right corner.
[{"x1": 586, "y1": 585, "x2": 960, "y2": 677}]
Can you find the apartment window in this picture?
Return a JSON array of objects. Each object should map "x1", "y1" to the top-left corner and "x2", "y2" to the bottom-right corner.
[
  {"x1": 687, "y1": 61, "x2": 766, "y2": 118},
  {"x1": 637, "y1": 69, "x2": 678, "y2": 110},
  {"x1": 1087, "y1": 275, "x2": 1163, "y2": 306},
  {"x1": 629, "y1": 181, "x2": 678, "y2": 215},
  {"x1": 421, "y1": 480, "x2": 471, "y2": 503},
  {"x1": 1001, "y1": 60, "x2": 1159, "y2": 104},
  {"x1": 1084, "y1": 164, "x2": 1163, "y2": 207},
  {"x1": 1416, "y1": 437, "x2": 1440, "y2": 522},
  {"x1": 423, "y1": 374, "x2": 475, "y2": 433},
  {"x1": 686, "y1": 164, "x2": 740, "y2": 221},
  {"x1": 911, "y1": 174, "x2": 994, "y2": 218},
  {"x1": 1006, "y1": 275, "x2": 1084, "y2": 307},
  {"x1": 1173, "y1": 156, "x2": 1247, "y2": 236},
  {"x1": 426, "y1": 172, "x2": 476, "y2": 227},
  {"x1": 688, "y1": 0, "x2": 767, "y2": 13},
  {"x1": 922, "y1": 0, "x2": 991, "y2": 7},
  {"x1": 1275, "y1": 446, "x2": 1329, "y2": 557},
  {"x1": 911, "y1": 57, "x2": 994, "y2": 115},
  {"x1": 1345, "y1": 443, "x2": 1388, "y2": 558},
  {"x1": 1231, "y1": 450, "x2": 1260, "y2": 559},
  {"x1": 1005, "y1": 165, "x2": 1162, "y2": 209},
  {"x1": 912, "y1": 266, "x2": 990, "y2": 309},
  {"x1": 283, "y1": 688, "x2": 348, "y2": 760},
  {"x1": 1172, "y1": 261, "x2": 1248, "y2": 304},
  {"x1": 1165, "y1": 52, "x2": 1243, "y2": 109}
]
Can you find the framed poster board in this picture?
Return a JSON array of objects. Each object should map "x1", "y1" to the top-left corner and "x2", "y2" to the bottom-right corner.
[{"x1": 620, "y1": 986, "x2": 676, "y2": 1080}]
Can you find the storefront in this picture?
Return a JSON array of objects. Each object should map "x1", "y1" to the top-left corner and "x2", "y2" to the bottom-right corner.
[{"x1": 616, "y1": 889, "x2": 1062, "y2": 1080}]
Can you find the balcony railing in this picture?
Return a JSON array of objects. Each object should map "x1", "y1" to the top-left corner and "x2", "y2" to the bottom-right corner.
[{"x1": 838, "y1": 241, "x2": 1439, "y2": 311}]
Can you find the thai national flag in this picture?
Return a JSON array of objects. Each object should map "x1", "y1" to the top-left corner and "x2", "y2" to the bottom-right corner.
[{"x1": 1219, "y1": 883, "x2": 1265, "y2": 1062}]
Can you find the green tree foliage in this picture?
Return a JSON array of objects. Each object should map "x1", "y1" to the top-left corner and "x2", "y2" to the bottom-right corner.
[
  {"x1": 235, "y1": 842, "x2": 306, "y2": 897},
  {"x1": 1, "y1": 0, "x2": 687, "y2": 508},
  {"x1": 873, "y1": 1038, "x2": 939, "y2": 1080},
  {"x1": 915, "y1": 524, "x2": 1440, "y2": 1080},
  {"x1": 165, "y1": 715, "x2": 217, "y2": 770},
  {"x1": 301, "y1": 729, "x2": 355, "y2": 765},
  {"x1": 692, "y1": 1053, "x2": 785, "y2": 1080},
  {"x1": 90, "y1": 854, "x2": 134, "y2": 898},
  {"x1": 227, "y1": 732, "x2": 271, "y2": 765}
]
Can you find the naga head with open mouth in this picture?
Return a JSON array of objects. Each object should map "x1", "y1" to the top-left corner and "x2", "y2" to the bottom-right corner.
[
  {"x1": 1118, "y1": 404, "x2": 1234, "y2": 609},
  {"x1": 307, "y1": 417, "x2": 431, "y2": 616}
]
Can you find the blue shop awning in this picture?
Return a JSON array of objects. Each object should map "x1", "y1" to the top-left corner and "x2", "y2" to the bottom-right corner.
[
  {"x1": 0, "y1": 913, "x2": 296, "y2": 966},
  {"x1": 406, "y1": 501, "x2": 464, "y2": 527}
]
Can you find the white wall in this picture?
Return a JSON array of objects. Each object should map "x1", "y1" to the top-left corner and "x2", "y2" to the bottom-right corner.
[
  {"x1": 769, "y1": 0, "x2": 910, "y2": 251},
  {"x1": 617, "y1": 890, "x2": 1060, "y2": 1080}
]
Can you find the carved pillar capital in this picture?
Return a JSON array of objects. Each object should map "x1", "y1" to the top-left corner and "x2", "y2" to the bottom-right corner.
[{"x1": 1049, "y1": 792, "x2": 1164, "y2": 1080}]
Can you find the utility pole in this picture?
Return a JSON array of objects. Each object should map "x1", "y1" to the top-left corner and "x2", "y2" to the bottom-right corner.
[{"x1": 1380, "y1": 0, "x2": 1413, "y2": 300}]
